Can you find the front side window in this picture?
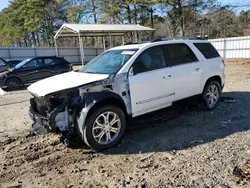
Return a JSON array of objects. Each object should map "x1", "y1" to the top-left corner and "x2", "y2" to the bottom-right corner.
[
  {"x1": 132, "y1": 46, "x2": 166, "y2": 74},
  {"x1": 22, "y1": 59, "x2": 43, "y2": 68},
  {"x1": 15, "y1": 59, "x2": 31, "y2": 69},
  {"x1": 80, "y1": 49, "x2": 138, "y2": 74},
  {"x1": 163, "y1": 43, "x2": 198, "y2": 66}
]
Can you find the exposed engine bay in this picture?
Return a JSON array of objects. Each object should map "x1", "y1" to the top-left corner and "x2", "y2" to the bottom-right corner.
[
  {"x1": 29, "y1": 89, "x2": 81, "y2": 143},
  {"x1": 28, "y1": 73, "x2": 131, "y2": 146}
]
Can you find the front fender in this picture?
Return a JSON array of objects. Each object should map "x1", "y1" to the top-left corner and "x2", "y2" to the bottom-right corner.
[{"x1": 75, "y1": 90, "x2": 127, "y2": 137}]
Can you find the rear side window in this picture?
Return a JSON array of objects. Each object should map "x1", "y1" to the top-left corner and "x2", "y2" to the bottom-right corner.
[
  {"x1": 194, "y1": 43, "x2": 220, "y2": 59},
  {"x1": 163, "y1": 43, "x2": 198, "y2": 66},
  {"x1": 44, "y1": 58, "x2": 56, "y2": 65},
  {"x1": 44, "y1": 58, "x2": 68, "y2": 65}
]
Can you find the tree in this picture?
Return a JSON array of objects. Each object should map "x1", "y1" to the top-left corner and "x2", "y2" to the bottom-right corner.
[
  {"x1": 204, "y1": 8, "x2": 244, "y2": 38},
  {"x1": 158, "y1": 0, "x2": 218, "y2": 37},
  {"x1": 238, "y1": 10, "x2": 250, "y2": 35},
  {"x1": 66, "y1": 0, "x2": 90, "y2": 23},
  {"x1": 0, "y1": 0, "x2": 248, "y2": 47}
]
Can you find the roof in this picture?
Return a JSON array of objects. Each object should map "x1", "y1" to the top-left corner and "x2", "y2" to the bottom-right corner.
[
  {"x1": 55, "y1": 23, "x2": 155, "y2": 38},
  {"x1": 111, "y1": 43, "x2": 147, "y2": 50},
  {"x1": 110, "y1": 39, "x2": 210, "y2": 51}
]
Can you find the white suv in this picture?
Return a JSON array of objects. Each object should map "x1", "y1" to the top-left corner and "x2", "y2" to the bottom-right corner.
[{"x1": 28, "y1": 39, "x2": 225, "y2": 150}]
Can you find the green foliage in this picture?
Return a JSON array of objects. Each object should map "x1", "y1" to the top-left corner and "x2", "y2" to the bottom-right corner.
[{"x1": 0, "y1": 0, "x2": 248, "y2": 46}]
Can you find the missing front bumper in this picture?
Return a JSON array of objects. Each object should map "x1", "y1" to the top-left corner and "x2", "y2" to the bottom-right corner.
[{"x1": 29, "y1": 106, "x2": 54, "y2": 132}]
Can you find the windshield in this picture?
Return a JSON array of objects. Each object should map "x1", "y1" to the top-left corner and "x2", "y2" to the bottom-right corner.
[
  {"x1": 15, "y1": 58, "x2": 31, "y2": 69},
  {"x1": 80, "y1": 49, "x2": 138, "y2": 74}
]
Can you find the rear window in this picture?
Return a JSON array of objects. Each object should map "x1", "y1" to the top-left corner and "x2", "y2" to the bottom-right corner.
[{"x1": 194, "y1": 43, "x2": 220, "y2": 59}]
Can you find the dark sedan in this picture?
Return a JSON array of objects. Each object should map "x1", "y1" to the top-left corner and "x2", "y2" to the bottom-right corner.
[{"x1": 0, "y1": 56, "x2": 73, "y2": 90}]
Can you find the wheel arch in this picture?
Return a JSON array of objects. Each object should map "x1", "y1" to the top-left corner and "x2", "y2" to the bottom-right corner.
[
  {"x1": 75, "y1": 91, "x2": 128, "y2": 142},
  {"x1": 5, "y1": 76, "x2": 23, "y2": 86},
  {"x1": 85, "y1": 92, "x2": 128, "y2": 121},
  {"x1": 203, "y1": 75, "x2": 222, "y2": 90}
]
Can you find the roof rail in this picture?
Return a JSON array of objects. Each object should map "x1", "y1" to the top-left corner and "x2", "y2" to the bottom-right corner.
[
  {"x1": 151, "y1": 36, "x2": 207, "y2": 42},
  {"x1": 124, "y1": 42, "x2": 141, "y2": 45}
]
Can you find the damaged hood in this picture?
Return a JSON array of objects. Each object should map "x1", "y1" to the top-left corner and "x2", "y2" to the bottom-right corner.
[{"x1": 28, "y1": 71, "x2": 109, "y2": 97}]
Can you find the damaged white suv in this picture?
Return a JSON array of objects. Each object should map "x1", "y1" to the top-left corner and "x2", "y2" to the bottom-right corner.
[{"x1": 28, "y1": 39, "x2": 225, "y2": 150}]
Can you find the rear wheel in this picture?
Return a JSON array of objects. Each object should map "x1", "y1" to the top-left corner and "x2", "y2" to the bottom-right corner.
[
  {"x1": 201, "y1": 81, "x2": 221, "y2": 110},
  {"x1": 6, "y1": 78, "x2": 21, "y2": 90},
  {"x1": 82, "y1": 105, "x2": 126, "y2": 151}
]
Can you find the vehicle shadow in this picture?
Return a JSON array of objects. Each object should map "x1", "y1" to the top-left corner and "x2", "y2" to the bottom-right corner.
[
  {"x1": 100, "y1": 91, "x2": 250, "y2": 155},
  {"x1": 1, "y1": 85, "x2": 29, "y2": 92}
]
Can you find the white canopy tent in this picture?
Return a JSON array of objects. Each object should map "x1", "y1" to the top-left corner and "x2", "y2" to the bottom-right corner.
[{"x1": 54, "y1": 23, "x2": 155, "y2": 65}]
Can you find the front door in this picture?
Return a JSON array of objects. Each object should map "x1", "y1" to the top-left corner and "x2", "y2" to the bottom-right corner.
[
  {"x1": 18, "y1": 58, "x2": 43, "y2": 83},
  {"x1": 128, "y1": 46, "x2": 174, "y2": 117}
]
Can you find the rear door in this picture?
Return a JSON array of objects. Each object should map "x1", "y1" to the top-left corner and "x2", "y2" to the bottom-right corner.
[
  {"x1": 163, "y1": 43, "x2": 203, "y2": 101},
  {"x1": 193, "y1": 42, "x2": 225, "y2": 86},
  {"x1": 128, "y1": 46, "x2": 174, "y2": 117},
  {"x1": 45, "y1": 57, "x2": 71, "y2": 76}
]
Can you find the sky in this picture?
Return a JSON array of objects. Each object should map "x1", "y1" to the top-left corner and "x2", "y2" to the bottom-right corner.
[{"x1": 0, "y1": 0, "x2": 249, "y2": 12}]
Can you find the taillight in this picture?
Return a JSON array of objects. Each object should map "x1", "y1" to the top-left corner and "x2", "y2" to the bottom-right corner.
[{"x1": 69, "y1": 64, "x2": 73, "y2": 70}]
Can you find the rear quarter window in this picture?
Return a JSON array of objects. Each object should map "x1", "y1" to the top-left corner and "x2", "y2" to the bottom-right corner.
[
  {"x1": 53, "y1": 58, "x2": 69, "y2": 65},
  {"x1": 194, "y1": 43, "x2": 220, "y2": 59}
]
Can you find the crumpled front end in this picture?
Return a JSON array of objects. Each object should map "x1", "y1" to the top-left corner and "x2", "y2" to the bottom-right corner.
[{"x1": 29, "y1": 89, "x2": 81, "y2": 136}]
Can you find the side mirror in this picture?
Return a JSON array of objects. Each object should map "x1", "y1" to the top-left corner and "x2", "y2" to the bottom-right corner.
[{"x1": 128, "y1": 66, "x2": 134, "y2": 76}]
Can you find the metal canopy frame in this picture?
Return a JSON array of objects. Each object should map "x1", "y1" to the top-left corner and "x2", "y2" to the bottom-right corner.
[{"x1": 54, "y1": 24, "x2": 155, "y2": 65}]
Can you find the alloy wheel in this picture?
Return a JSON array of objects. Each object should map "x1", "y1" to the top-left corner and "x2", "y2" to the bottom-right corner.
[
  {"x1": 206, "y1": 84, "x2": 219, "y2": 108},
  {"x1": 92, "y1": 111, "x2": 121, "y2": 145}
]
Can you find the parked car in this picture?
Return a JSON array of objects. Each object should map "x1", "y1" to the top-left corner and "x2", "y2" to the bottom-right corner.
[
  {"x1": 0, "y1": 56, "x2": 72, "y2": 90},
  {"x1": 28, "y1": 39, "x2": 225, "y2": 150},
  {"x1": 0, "y1": 58, "x2": 16, "y2": 73},
  {"x1": 7, "y1": 59, "x2": 22, "y2": 66}
]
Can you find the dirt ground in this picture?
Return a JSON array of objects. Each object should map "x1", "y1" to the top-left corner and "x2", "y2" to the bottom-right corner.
[{"x1": 1, "y1": 61, "x2": 250, "y2": 188}]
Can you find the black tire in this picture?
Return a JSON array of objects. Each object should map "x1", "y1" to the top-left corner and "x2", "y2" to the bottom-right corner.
[
  {"x1": 6, "y1": 77, "x2": 21, "y2": 90},
  {"x1": 201, "y1": 80, "x2": 221, "y2": 110},
  {"x1": 81, "y1": 105, "x2": 126, "y2": 151}
]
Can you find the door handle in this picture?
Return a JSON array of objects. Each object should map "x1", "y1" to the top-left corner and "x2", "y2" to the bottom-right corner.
[
  {"x1": 195, "y1": 68, "x2": 200, "y2": 72},
  {"x1": 163, "y1": 75, "x2": 172, "y2": 79}
]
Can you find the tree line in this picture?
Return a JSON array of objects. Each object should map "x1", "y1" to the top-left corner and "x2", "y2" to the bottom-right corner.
[{"x1": 0, "y1": 0, "x2": 249, "y2": 47}]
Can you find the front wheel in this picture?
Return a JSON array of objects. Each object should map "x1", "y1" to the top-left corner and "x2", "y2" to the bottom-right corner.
[
  {"x1": 83, "y1": 105, "x2": 126, "y2": 151},
  {"x1": 201, "y1": 81, "x2": 222, "y2": 110},
  {"x1": 6, "y1": 77, "x2": 21, "y2": 90}
]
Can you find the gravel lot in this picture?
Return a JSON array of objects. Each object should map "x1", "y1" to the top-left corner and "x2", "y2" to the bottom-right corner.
[{"x1": 1, "y1": 61, "x2": 250, "y2": 188}]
